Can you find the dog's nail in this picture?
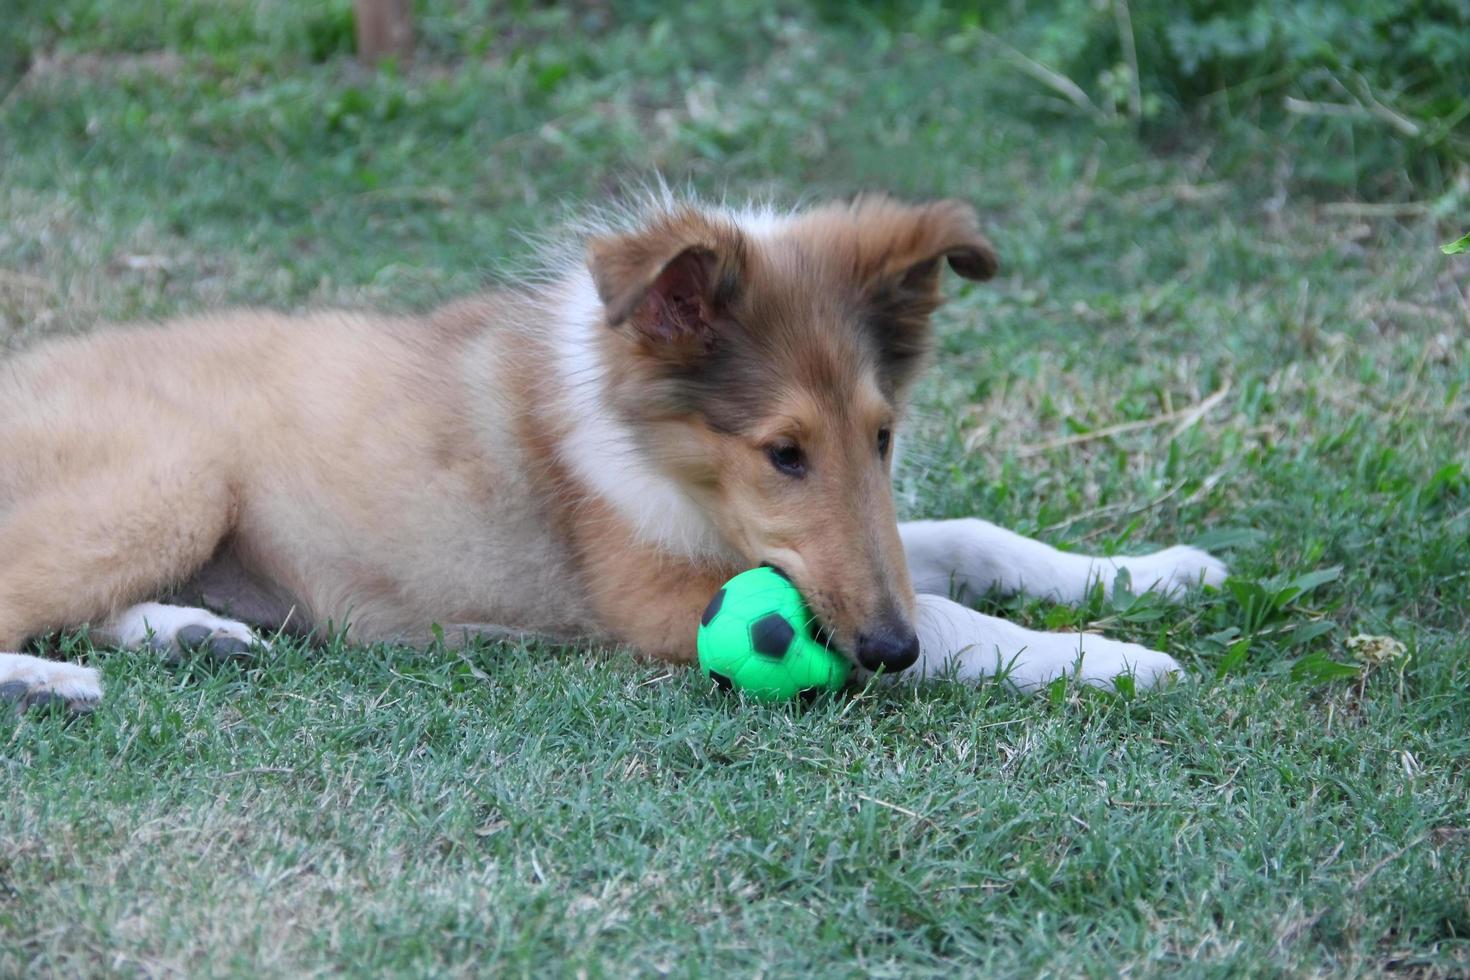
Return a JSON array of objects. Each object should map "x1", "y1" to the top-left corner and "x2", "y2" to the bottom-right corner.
[
  {"x1": 0, "y1": 681, "x2": 29, "y2": 703},
  {"x1": 176, "y1": 625, "x2": 213, "y2": 651},
  {"x1": 207, "y1": 636, "x2": 251, "y2": 659}
]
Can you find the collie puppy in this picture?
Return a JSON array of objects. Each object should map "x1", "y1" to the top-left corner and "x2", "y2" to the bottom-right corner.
[{"x1": 0, "y1": 194, "x2": 1225, "y2": 710}]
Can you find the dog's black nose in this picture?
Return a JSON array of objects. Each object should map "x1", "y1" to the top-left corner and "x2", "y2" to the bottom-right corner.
[{"x1": 856, "y1": 620, "x2": 920, "y2": 673}]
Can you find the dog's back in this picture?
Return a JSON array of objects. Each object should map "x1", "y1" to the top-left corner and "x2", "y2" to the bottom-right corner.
[{"x1": 0, "y1": 302, "x2": 597, "y2": 647}]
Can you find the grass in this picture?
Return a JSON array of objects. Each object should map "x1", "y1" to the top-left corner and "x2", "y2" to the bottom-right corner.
[{"x1": 2, "y1": 2, "x2": 1468, "y2": 975}]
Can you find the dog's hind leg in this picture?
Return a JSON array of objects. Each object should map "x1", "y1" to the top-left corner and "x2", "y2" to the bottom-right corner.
[
  {"x1": 0, "y1": 455, "x2": 239, "y2": 704},
  {"x1": 900, "y1": 519, "x2": 1227, "y2": 605},
  {"x1": 0, "y1": 653, "x2": 103, "y2": 712},
  {"x1": 91, "y1": 601, "x2": 267, "y2": 662}
]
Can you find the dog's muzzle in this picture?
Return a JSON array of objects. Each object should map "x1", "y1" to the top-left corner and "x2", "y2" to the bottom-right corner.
[{"x1": 855, "y1": 619, "x2": 920, "y2": 673}]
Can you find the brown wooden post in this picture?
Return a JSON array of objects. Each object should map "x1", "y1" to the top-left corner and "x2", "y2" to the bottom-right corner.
[{"x1": 354, "y1": 0, "x2": 414, "y2": 65}]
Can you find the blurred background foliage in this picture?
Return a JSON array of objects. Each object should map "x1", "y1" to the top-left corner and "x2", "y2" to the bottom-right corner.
[
  {"x1": 5, "y1": 0, "x2": 1466, "y2": 203},
  {"x1": 971, "y1": 0, "x2": 1470, "y2": 197}
]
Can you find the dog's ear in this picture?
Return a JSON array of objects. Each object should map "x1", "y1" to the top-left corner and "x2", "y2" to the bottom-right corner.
[
  {"x1": 852, "y1": 196, "x2": 999, "y2": 339},
  {"x1": 587, "y1": 210, "x2": 748, "y2": 353},
  {"x1": 857, "y1": 197, "x2": 998, "y2": 295},
  {"x1": 835, "y1": 197, "x2": 998, "y2": 391}
]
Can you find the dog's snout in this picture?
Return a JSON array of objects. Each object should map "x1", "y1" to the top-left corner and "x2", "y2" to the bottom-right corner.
[{"x1": 855, "y1": 619, "x2": 920, "y2": 673}]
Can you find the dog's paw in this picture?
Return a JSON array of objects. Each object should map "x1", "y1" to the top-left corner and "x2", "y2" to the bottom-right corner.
[
  {"x1": 1074, "y1": 637, "x2": 1187, "y2": 691},
  {"x1": 0, "y1": 654, "x2": 103, "y2": 714},
  {"x1": 1116, "y1": 545, "x2": 1227, "y2": 599},
  {"x1": 106, "y1": 602, "x2": 265, "y2": 661},
  {"x1": 992, "y1": 630, "x2": 1187, "y2": 694}
]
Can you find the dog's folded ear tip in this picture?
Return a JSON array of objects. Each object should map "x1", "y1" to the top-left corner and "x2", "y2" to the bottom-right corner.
[
  {"x1": 947, "y1": 246, "x2": 999, "y2": 282},
  {"x1": 926, "y1": 201, "x2": 998, "y2": 281}
]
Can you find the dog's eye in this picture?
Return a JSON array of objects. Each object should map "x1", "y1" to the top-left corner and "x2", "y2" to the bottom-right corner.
[
  {"x1": 765, "y1": 442, "x2": 807, "y2": 478},
  {"x1": 877, "y1": 427, "x2": 892, "y2": 457}
]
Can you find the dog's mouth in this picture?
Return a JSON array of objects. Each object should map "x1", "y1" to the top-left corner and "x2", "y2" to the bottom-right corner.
[
  {"x1": 759, "y1": 561, "x2": 855, "y2": 667},
  {"x1": 758, "y1": 558, "x2": 870, "y2": 681}
]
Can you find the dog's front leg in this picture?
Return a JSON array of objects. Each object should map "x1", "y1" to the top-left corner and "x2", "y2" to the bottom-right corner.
[
  {"x1": 909, "y1": 593, "x2": 1183, "y2": 692},
  {"x1": 900, "y1": 519, "x2": 1226, "y2": 605}
]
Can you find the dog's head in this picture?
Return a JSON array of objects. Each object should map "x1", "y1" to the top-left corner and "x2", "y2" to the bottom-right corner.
[{"x1": 587, "y1": 195, "x2": 997, "y2": 673}]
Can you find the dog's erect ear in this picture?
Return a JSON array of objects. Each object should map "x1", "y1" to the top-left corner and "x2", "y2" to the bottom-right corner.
[
  {"x1": 856, "y1": 197, "x2": 998, "y2": 293},
  {"x1": 846, "y1": 197, "x2": 999, "y2": 341},
  {"x1": 587, "y1": 210, "x2": 748, "y2": 351},
  {"x1": 816, "y1": 196, "x2": 997, "y2": 393}
]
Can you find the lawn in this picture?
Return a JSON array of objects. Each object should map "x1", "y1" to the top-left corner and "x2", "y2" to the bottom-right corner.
[{"x1": 2, "y1": 2, "x2": 1468, "y2": 976}]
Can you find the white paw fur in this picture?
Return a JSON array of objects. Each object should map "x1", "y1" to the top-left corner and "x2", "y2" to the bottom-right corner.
[
  {"x1": 901, "y1": 518, "x2": 1228, "y2": 606},
  {"x1": 1109, "y1": 544, "x2": 1229, "y2": 598},
  {"x1": 0, "y1": 653, "x2": 103, "y2": 710},
  {"x1": 911, "y1": 592, "x2": 1186, "y2": 694},
  {"x1": 100, "y1": 602, "x2": 265, "y2": 657},
  {"x1": 979, "y1": 632, "x2": 1185, "y2": 694}
]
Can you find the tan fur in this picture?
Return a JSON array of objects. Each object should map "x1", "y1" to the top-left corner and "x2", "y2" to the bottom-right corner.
[
  {"x1": 0, "y1": 196, "x2": 996, "y2": 669},
  {"x1": 568, "y1": 498, "x2": 731, "y2": 664},
  {"x1": 785, "y1": 195, "x2": 998, "y2": 284}
]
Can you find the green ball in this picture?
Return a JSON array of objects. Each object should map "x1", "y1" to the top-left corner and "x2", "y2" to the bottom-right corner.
[{"x1": 696, "y1": 567, "x2": 852, "y2": 703}]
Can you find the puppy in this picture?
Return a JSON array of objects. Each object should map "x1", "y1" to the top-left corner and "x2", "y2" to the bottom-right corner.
[{"x1": 0, "y1": 194, "x2": 1225, "y2": 710}]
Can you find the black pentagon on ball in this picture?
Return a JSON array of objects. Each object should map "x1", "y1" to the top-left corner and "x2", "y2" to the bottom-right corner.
[
  {"x1": 750, "y1": 613, "x2": 796, "y2": 659},
  {"x1": 708, "y1": 671, "x2": 734, "y2": 692},
  {"x1": 700, "y1": 588, "x2": 727, "y2": 627}
]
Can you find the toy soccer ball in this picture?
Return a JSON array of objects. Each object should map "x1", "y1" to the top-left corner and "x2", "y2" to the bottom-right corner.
[{"x1": 696, "y1": 566, "x2": 851, "y2": 703}]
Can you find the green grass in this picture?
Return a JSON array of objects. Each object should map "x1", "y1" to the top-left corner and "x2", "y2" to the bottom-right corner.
[{"x1": 2, "y1": 2, "x2": 1468, "y2": 975}]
